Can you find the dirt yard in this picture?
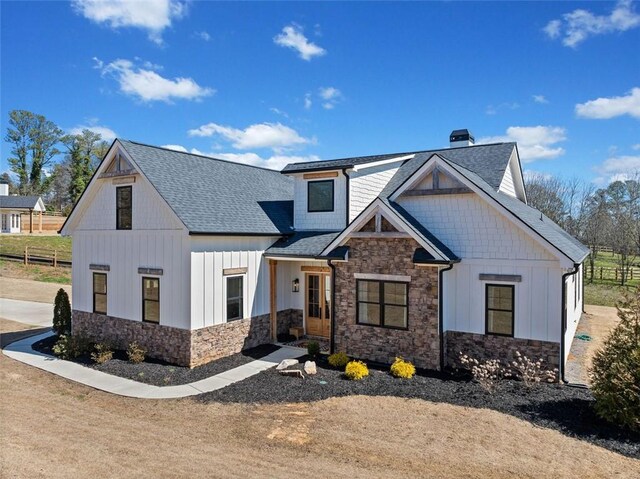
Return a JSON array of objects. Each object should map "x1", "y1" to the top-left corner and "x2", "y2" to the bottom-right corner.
[
  {"x1": 1, "y1": 319, "x2": 638, "y2": 479},
  {"x1": 0, "y1": 276, "x2": 71, "y2": 303}
]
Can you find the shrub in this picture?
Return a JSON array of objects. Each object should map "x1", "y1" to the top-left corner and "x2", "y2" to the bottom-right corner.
[
  {"x1": 52, "y1": 288, "x2": 71, "y2": 336},
  {"x1": 52, "y1": 334, "x2": 91, "y2": 360},
  {"x1": 390, "y1": 357, "x2": 416, "y2": 379},
  {"x1": 459, "y1": 353, "x2": 506, "y2": 393},
  {"x1": 508, "y1": 351, "x2": 557, "y2": 386},
  {"x1": 345, "y1": 360, "x2": 369, "y2": 380},
  {"x1": 590, "y1": 286, "x2": 640, "y2": 432},
  {"x1": 91, "y1": 342, "x2": 113, "y2": 364},
  {"x1": 307, "y1": 341, "x2": 320, "y2": 358},
  {"x1": 127, "y1": 341, "x2": 146, "y2": 364},
  {"x1": 328, "y1": 351, "x2": 350, "y2": 369}
]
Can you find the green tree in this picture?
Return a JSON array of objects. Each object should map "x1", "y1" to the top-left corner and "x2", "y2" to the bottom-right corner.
[
  {"x1": 5, "y1": 110, "x2": 63, "y2": 195},
  {"x1": 62, "y1": 129, "x2": 106, "y2": 204},
  {"x1": 590, "y1": 286, "x2": 640, "y2": 432},
  {"x1": 52, "y1": 288, "x2": 72, "y2": 336}
]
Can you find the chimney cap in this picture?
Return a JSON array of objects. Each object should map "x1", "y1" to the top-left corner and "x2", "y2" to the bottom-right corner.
[{"x1": 450, "y1": 129, "x2": 475, "y2": 143}]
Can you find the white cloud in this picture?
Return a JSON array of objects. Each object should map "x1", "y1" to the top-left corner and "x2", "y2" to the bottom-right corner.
[
  {"x1": 270, "y1": 107, "x2": 289, "y2": 118},
  {"x1": 478, "y1": 126, "x2": 567, "y2": 163},
  {"x1": 96, "y1": 58, "x2": 214, "y2": 103},
  {"x1": 575, "y1": 87, "x2": 640, "y2": 119},
  {"x1": 304, "y1": 93, "x2": 312, "y2": 110},
  {"x1": 69, "y1": 124, "x2": 117, "y2": 141},
  {"x1": 593, "y1": 155, "x2": 640, "y2": 184},
  {"x1": 274, "y1": 24, "x2": 326, "y2": 61},
  {"x1": 194, "y1": 30, "x2": 210, "y2": 41},
  {"x1": 319, "y1": 86, "x2": 342, "y2": 109},
  {"x1": 485, "y1": 102, "x2": 519, "y2": 115},
  {"x1": 72, "y1": 0, "x2": 188, "y2": 45},
  {"x1": 543, "y1": 0, "x2": 640, "y2": 48},
  {"x1": 161, "y1": 144, "x2": 188, "y2": 152},
  {"x1": 187, "y1": 122, "x2": 314, "y2": 151},
  {"x1": 533, "y1": 95, "x2": 549, "y2": 104},
  {"x1": 632, "y1": 143, "x2": 640, "y2": 150}
]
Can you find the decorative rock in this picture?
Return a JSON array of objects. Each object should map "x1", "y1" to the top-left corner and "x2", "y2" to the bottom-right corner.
[
  {"x1": 304, "y1": 361, "x2": 317, "y2": 375},
  {"x1": 278, "y1": 369, "x2": 304, "y2": 378},
  {"x1": 276, "y1": 358, "x2": 299, "y2": 370}
]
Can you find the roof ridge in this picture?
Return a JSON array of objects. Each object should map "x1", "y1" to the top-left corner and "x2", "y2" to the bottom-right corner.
[{"x1": 119, "y1": 139, "x2": 285, "y2": 175}]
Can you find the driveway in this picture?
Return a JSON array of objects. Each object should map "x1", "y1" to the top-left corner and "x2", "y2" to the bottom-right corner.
[{"x1": 0, "y1": 298, "x2": 53, "y2": 327}]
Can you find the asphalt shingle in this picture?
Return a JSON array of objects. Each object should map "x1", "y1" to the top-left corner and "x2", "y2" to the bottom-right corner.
[
  {"x1": 265, "y1": 231, "x2": 341, "y2": 258},
  {"x1": 0, "y1": 195, "x2": 42, "y2": 210}
]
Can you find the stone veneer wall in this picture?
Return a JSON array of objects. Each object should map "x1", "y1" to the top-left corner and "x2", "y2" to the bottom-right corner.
[
  {"x1": 74, "y1": 308, "x2": 304, "y2": 368},
  {"x1": 445, "y1": 331, "x2": 560, "y2": 369},
  {"x1": 73, "y1": 310, "x2": 192, "y2": 365},
  {"x1": 333, "y1": 237, "x2": 440, "y2": 370}
]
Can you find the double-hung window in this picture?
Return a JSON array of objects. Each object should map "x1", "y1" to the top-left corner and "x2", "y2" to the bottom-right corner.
[
  {"x1": 357, "y1": 280, "x2": 408, "y2": 329},
  {"x1": 93, "y1": 273, "x2": 107, "y2": 314},
  {"x1": 226, "y1": 275, "x2": 244, "y2": 321},
  {"x1": 307, "y1": 180, "x2": 334, "y2": 212},
  {"x1": 485, "y1": 284, "x2": 514, "y2": 336},
  {"x1": 116, "y1": 186, "x2": 132, "y2": 230},
  {"x1": 142, "y1": 277, "x2": 160, "y2": 323}
]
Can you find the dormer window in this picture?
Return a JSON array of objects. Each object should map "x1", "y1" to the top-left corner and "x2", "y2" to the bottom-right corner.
[
  {"x1": 308, "y1": 179, "x2": 334, "y2": 212},
  {"x1": 116, "y1": 186, "x2": 132, "y2": 230}
]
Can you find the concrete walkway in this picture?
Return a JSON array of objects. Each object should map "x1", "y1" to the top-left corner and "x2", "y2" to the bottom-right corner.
[
  {"x1": 3, "y1": 331, "x2": 305, "y2": 399},
  {"x1": 0, "y1": 298, "x2": 53, "y2": 327}
]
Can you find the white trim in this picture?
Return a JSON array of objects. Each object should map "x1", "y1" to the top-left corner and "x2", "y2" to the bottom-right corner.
[
  {"x1": 354, "y1": 273, "x2": 411, "y2": 282},
  {"x1": 320, "y1": 198, "x2": 449, "y2": 261},
  {"x1": 349, "y1": 154, "x2": 414, "y2": 172}
]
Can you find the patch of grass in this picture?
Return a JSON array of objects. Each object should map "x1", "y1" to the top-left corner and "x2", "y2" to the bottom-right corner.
[
  {"x1": 0, "y1": 259, "x2": 71, "y2": 284},
  {"x1": 0, "y1": 234, "x2": 72, "y2": 261},
  {"x1": 584, "y1": 283, "x2": 635, "y2": 307}
]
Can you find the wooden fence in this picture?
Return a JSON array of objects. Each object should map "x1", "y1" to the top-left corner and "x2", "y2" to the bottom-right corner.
[
  {"x1": 20, "y1": 213, "x2": 67, "y2": 232},
  {"x1": 24, "y1": 246, "x2": 60, "y2": 268},
  {"x1": 584, "y1": 265, "x2": 639, "y2": 284}
]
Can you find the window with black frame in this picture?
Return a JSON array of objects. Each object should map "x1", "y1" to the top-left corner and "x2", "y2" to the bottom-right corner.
[
  {"x1": 93, "y1": 273, "x2": 107, "y2": 314},
  {"x1": 142, "y1": 277, "x2": 159, "y2": 323},
  {"x1": 116, "y1": 186, "x2": 132, "y2": 230},
  {"x1": 307, "y1": 180, "x2": 334, "y2": 212},
  {"x1": 486, "y1": 284, "x2": 514, "y2": 336},
  {"x1": 226, "y1": 275, "x2": 244, "y2": 321},
  {"x1": 356, "y1": 280, "x2": 408, "y2": 329}
]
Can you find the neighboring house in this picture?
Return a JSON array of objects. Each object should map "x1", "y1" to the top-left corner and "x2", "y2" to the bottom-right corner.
[
  {"x1": 0, "y1": 182, "x2": 45, "y2": 234},
  {"x1": 61, "y1": 130, "x2": 589, "y2": 380}
]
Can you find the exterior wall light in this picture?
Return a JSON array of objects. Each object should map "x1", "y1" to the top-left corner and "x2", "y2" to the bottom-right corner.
[{"x1": 292, "y1": 278, "x2": 300, "y2": 292}]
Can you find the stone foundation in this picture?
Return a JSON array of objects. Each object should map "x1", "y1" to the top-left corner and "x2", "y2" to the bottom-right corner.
[
  {"x1": 445, "y1": 331, "x2": 560, "y2": 369},
  {"x1": 73, "y1": 308, "x2": 304, "y2": 368},
  {"x1": 72, "y1": 310, "x2": 192, "y2": 366},
  {"x1": 333, "y1": 237, "x2": 440, "y2": 370}
]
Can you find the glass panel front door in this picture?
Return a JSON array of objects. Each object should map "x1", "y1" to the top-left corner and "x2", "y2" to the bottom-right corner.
[{"x1": 306, "y1": 273, "x2": 331, "y2": 338}]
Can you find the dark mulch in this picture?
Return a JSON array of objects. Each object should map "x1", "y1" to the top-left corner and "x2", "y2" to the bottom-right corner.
[
  {"x1": 197, "y1": 355, "x2": 640, "y2": 459},
  {"x1": 32, "y1": 335, "x2": 280, "y2": 387}
]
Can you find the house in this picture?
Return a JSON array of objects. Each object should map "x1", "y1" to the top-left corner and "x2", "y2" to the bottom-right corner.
[
  {"x1": 0, "y1": 182, "x2": 45, "y2": 234},
  {"x1": 60, "y1": 130, "x2": 589, "y2": 380}
]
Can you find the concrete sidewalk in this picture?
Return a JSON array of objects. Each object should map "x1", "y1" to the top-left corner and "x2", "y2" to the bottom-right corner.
[
  {"x1": 0, "y1": 298, "x2": 53, "y2": 327},
  {"x1": 2, "y1": 331, "x2": 305, "y2": 399}
]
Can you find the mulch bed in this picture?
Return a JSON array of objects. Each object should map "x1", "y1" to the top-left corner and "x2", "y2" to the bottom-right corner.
[
  {"x1": 197, "y1": 355, "x2": 640, "y2": 459},
  {"x1": 32, "y1": 335, "x2": 280, "y2": 387}
]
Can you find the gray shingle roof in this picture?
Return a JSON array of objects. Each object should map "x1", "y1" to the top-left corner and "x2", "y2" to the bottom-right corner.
[
  {"x1": 265, "y1": 231, "x2": 341, "y2": 257},
  {"x1": 439, "y1": 159, "x2": 590, "y2": 264},
  {"x1": 119, "y1": 140, "x2": 294, "y2": 235},
  {"x1": 282, "y1": 151, "x2": 420, "y2": 174},
  {"x1": 0, "y1": 195, "x2": 42, "y2": 210}
]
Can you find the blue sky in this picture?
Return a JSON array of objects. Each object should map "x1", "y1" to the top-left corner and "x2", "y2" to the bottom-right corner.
[{"x1": 1, "y1": 1, "x2": 639, "y2": 184}]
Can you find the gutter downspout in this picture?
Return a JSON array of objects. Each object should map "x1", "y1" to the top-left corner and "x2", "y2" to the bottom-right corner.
[
  {"x1": 439, "y1": 262, "x2": 455, "y2": 371},
  {"x1": 328, "y1": 259, "x2": 336, "y2": 354},
  {"x1": 560, "y1": 264, "x2": 580, "y2": 383},
  {"x1": 342, "y1": 168, "x2": 350, "y2": 228}
]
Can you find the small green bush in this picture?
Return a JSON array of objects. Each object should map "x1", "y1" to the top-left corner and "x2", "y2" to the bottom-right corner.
[
  {"x1": 328, "y1": 351, "x2": 349, "y2": 369},
  {"x1": 127, "y1": 341, "x2": 146, "y2": 364},
  {"x1": 52, "y1": 288, "x2": 71, "y2": 336},
  {"x1": 91, "y1": 342, "x2": 113, "y2": 364},
  {"x1": 590, "y1": 286, "x2": 640, "y2": 432},
  {"x1": 390, "y1": 357, "x2": 416, "y2": 379},
  {"x1": 52, "y1": 335, "x2": 91, "y2": 360},
  {"x1": 307, "y1": 341, "x2": 320, "y2": 358},
  {"x1": 345, "y1": 360, "x2": 369, "y2": 381}
]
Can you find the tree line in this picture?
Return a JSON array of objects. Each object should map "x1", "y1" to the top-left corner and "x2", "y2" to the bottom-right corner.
[
  {"x1": 525, "y1": 173, "x2": 640, "y2": 285},
  {"x1": 3, "y1": 110, "x2": 109, "y2": 214}
]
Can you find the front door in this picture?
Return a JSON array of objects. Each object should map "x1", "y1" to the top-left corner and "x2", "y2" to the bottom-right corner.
[{"x1": 306, "y1": 273, "x2": 331, "y2": 338}]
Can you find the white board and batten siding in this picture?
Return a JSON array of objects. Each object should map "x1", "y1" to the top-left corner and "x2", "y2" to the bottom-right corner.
[
  {"x1": 398, "y1": 192, "x2": 568, "y2": 343},
  {"x1": 70, "y1": 174, "x2": 191, "y2": 329},
  {"x1": 189, "y1": 236, "x2": 281, "y2": 329},
  {"x1": 293, "y1": 172, "x2": 347, "y2": 230},
  {"x1": 276, "y1": 260, "x2": 325, "y2": 312},
  {"x1": 349, "y1": 161, "x2": 403, "y2": 222},
  {"x1": 564, "y1": 263, "x2": 584, "y2": 361}
]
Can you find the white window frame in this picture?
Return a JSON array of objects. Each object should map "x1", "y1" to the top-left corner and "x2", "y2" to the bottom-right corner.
[{"x1": 223, "y1": 273, "x2": 247, "y2": 322}]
